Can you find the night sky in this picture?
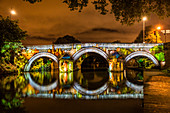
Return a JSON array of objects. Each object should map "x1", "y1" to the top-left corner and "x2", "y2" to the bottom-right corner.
[{"x1": 0, "y1": 0, "x2": 170, "y2": 45}]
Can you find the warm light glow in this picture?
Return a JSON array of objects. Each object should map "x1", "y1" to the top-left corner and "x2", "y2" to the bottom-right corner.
[
  {"x1": 142, "y1": 17, "x2": 147, "y2": 21},
  {"x1": 10, "y1": 10, "x2": 16, "y2": 15},
  {"x1": 157, "y1": 26, "x2": 161, "y2": 30}
]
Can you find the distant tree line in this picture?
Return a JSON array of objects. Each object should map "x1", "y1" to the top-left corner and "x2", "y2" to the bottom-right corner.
[{"x1": 53, "y1": 35, "x2": 81, "y2": 44}]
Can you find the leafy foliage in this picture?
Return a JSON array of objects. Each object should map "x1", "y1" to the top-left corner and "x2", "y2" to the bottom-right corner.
[
  {"x1": 63, "y1": 0, "x2": 88, "y2": 12},
  {"x1": 0, "y1": 42, "x2": 28, "y2": 73},
  {"x1": 120, "y1": 48, "x2": 131, "y2": 56},
  {"x1": 120, "y1": 86, "x2": 134, "y2": 94},
  {"x1": 23, "y1": 0, "x2": 42, "y2": 4},
  {"x1": 150, "y1": 45, "x2": 165, "y2": 62},
  {"x1": 0, "y1": 16, "x2": 27, "y2": 47},
  {"x1": 0, "y1": 16, "x2": 28, "y2": 73},
  {"x1": 134, "y1": 26, "x2": 162, "y2": 43},
  {"x1": 92, "y1": 0, "x2": 109, "y2": 15},
  {"x1": 0, "y1": 75, "x2": 27, "y2": 109},
  {"x1": 136, "y1": 57, "x2": 155, "y2": 69},
  {"x1": 154, "y1": 52, "x2": 165, "y2": 62},
  {"x1": 30, "y1": 58, "x2": 52, "y2": 71}
]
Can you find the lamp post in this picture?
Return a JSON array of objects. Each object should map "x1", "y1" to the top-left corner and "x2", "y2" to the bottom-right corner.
[
  {"x1": 142, "y1": 17, "x2": 147, "y2": 43},
  {"x1": 156, "y1": 26, "x2": 161, "y2": 43},
  {"x1": 165, "y1": 30, "x2": 167, "y2": 43}
]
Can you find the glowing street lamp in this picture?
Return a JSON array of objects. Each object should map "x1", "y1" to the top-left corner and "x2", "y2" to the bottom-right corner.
[
  {"x1": 157, "y1": 26, "x2": 161, "y2": 30},
  {"x1": 9, "y1": 9, "x2": 16, "y2": 19},
  {"x1": 10, "y1": 10, "x2": 16, "y2": 15},
  {"x1": 142, "y1": 17, "x2": 147, "y2": 43}
]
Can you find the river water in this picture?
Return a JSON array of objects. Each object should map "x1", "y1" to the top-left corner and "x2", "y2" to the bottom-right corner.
[
  {"x1": 1, "y1": 69, "x2": 170, "y2": 113},
  {"x1": 0, "y1": 69, "x2": 144, "y2": 112}
]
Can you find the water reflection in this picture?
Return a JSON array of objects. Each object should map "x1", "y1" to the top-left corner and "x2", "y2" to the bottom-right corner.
[
  {"x1": 24, "y1": 72, "x2": 58, "y2": 92},
  {"x1": 126, "y1": 68, "x2": 143, "y2": 85},
  {"x1": 0, "y1": 75, "x2": 27, "y2": 110},
  {"x1": 125, "y1": 68, "x2": 143, "y2": 92},
  {"x1": 74, "y1": 70, "x2": 109, "y2": 90},
  {"x1": 73, "y1": 70, "x2": 109, "y2": 95},
  {"x1": 59, "y1": 72, "x2": 73, "y2": 88},
  {"x1": 23, "y1": 69, "x2": 143, "y2": 96},
  {"x1": 0, "y1": 69, "x2": 144, "y2": 110}
]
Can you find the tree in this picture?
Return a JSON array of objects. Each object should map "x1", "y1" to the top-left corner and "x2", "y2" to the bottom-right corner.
[
  {"x1": 24, "y1": 0, "x2": 42, "y2": 4},
  {"x1": 0, "y1": 16, "x2": 27, "y2": 48},
  {"x1": 0, "y1": 16, "x2": 28, "y2": 73},
  {"x1": 24, "y1": 0, "x2": 170, "y2": 25},
  {"x1": 53, "y1": 35, "x2": 81, "y2": 44},
  {"x1": 134, "y1": 26, "x2": 162, "y2": 43},
  {"x1": 112, "y1": 40, "x2": 121, "y2": 43}
]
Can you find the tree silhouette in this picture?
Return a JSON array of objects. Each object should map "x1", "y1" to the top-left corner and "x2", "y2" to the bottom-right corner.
[
  {"x1": 0, "y1": 16, "x2": 27, "y2": 47},
  {"x1": 112, "y1": 40, "x2": 121, "y2": 43},
  {"x1": 63, "y1": 0, "x2": 88, "y2": 12},
  {"x1": 23, "y1": 0, "x2": 170, "y2": 25},
  {"x1": 92, "y1": 0, "x2": 109, "y2": 15},
  {"x1": 53, "y1": 35, "x2": 81, "y2": 44}
]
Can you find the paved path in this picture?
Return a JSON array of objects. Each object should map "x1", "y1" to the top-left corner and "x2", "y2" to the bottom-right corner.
[{"x1": 144, "y1": 72, "x2": 170, "y2": 113}]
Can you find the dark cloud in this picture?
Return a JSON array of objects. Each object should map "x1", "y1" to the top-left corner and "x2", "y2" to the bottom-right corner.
[
  {"x1": 26, "y1": 36, "x2": 57, "y2": 41},
  {"x1": 47, "y1": 34, "x2": 56, "y2": 37},
  {"x1": 92, "y1": 28, "x2": 119, "y2": 32},
  {"x1": 78, "y1": 28, "x2": 119, "y2": 35}
]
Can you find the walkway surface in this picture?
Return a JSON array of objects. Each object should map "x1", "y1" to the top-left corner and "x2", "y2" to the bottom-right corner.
[{"x1": 144, "y1": 71, "x2": 170, "y2": 113}]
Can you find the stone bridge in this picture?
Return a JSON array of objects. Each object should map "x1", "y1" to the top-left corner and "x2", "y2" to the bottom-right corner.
[{"x1": 23, "y1": 43, "x2": 168, "y2": 72}]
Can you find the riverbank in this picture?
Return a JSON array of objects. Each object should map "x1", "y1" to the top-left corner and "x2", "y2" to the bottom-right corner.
[{"x1": 144, "y1": 72, "x2": 170, "y2": 113}]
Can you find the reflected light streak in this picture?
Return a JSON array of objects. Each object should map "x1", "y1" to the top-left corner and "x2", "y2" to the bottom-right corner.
[
  {"x1": 73, "y1": 82, "x2": 108, "y2": 95},
  {"x1": 126, "y1": 80, "x2": 143, "y2": 92},
  {"x1": 24, "y1": 72, "x2": 58, "y2": 91}
]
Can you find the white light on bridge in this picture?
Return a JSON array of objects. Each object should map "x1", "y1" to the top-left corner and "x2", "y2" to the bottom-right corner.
[{"x1": 161, "y1": 30, "x2": 170, "y2": 34}]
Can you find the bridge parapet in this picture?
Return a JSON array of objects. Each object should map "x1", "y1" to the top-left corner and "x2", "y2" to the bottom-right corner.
[
  {"x1": 24, "y1": 43, "x2": 163, "y2": 57},
  {"x1": 25, "y1": 43, "x2": 162, "y2": 50}
]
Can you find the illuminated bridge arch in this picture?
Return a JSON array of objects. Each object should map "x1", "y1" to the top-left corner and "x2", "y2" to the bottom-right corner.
[
  {"x1": 125, "y1": 51, "x2": 159, "y2": 66},
  {"x1": 72, "y1": 47, "x2": 109, "y2": 62},
  {"x1": 24, "y1": 52, "x2": 58, "y2": 72}
]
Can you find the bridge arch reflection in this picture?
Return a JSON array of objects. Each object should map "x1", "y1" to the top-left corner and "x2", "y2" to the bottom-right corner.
[
  {"x1": 24, "y1": 72, "x2": 58, "y2": 91},
  {"x1": 125, "y1": 80, "x2": 143, "y2": 92},
  {"x1": 73, "y1": 82, "x2": 108, "y2": 95}
]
